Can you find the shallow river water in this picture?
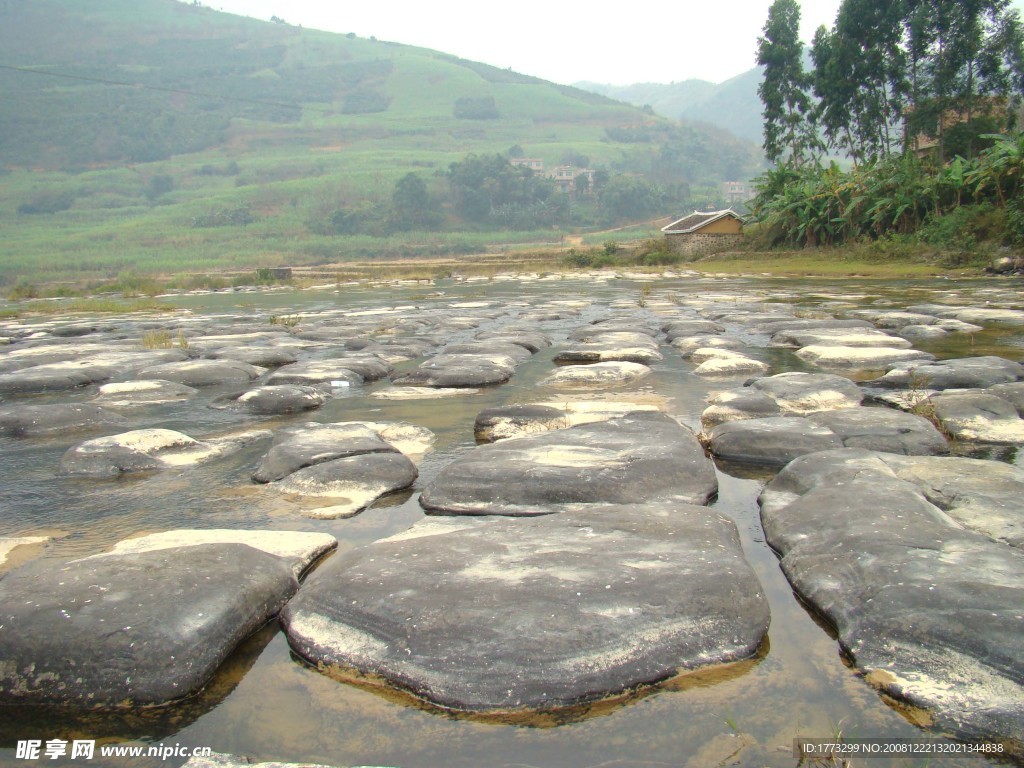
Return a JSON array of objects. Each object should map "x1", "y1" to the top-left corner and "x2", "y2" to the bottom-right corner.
[{"x1": 1, "y1": 272, "x2": 1021, "y2": 768}]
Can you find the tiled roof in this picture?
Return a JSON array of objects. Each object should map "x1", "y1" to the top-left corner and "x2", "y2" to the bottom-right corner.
[{"x1": 661, "y1": 209, "x2": 743, "y2": 234}]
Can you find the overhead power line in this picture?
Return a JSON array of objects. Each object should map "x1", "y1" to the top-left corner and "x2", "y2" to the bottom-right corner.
[{"x1": 0, "y1": 62, "x2": 336, "y2": 114}]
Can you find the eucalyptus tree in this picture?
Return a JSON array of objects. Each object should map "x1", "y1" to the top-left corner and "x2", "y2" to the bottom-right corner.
[{"x1": 757, "y1": 0, "x2": 822, "y2": 166}]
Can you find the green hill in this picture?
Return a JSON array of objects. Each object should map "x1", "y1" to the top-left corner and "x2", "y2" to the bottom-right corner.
[{"x1": 0, "y1": 0, "x2": 766, "y2": 285}]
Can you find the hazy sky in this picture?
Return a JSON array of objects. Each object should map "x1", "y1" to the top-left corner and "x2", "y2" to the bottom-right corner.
[{"x1": 203, "y1": 0, "x2": 850, "y2": 85}]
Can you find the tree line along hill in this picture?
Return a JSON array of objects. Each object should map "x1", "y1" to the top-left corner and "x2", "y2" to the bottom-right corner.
[{"x1": 0, "y1": 0, "x2": 766, "y2": 285}]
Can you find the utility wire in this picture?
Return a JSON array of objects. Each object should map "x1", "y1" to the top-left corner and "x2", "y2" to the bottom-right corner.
[{"x1": 0, "y1": 62, "x2": 337, "y2": 114}]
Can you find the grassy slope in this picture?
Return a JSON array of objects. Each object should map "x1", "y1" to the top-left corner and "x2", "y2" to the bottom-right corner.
[{"x1": 0, "y1": 0, "x2": 768, "y2": 285}]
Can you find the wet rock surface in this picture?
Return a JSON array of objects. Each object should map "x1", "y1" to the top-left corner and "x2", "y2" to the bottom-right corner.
[
  {"x1": 538, "y1": 360, "x2": 651, "y2": 388},
  {"x1": 214, "y1": 384, "x2": 331, "y2": 415},
  {"x1": 759, "y1": 448, "x2": 1024, "y2": 743},
  {"x1": 421, "y1": 411, "x2": 717, "y2": 515},
  {"x1": 0, "y1": 403, "x2": 126, "y2": 437},
  {"x1": 391, "y1": 353, "x2": 518, "y2": 388},
  {"x1": 0, "y1": 544, "x2": 298, "y2": 707},
  {"x1": 3, "y1": 278, "x2": 1024, "y2": 760},
  {"x1": 136, "y1": 359, "x2": 265, "y2": 387},
  {"x1": 61, "y1": 427, "x2": 271, "y2": 476},
  {"x1": 702, "y1": 372, "x2": 864, "y2": 428},
  {"x1": 869, "y1": 355, "x2": 1024, "y2": 390},
  {"x1": 282, "y1": 503, "x2": 770, "y2": 713},
  {"x1": 91, "y1": 379, "x2": 199, "y2": 407},
  {"x1": 707, "y1": 408, "x2": 948, "y2": 466}
]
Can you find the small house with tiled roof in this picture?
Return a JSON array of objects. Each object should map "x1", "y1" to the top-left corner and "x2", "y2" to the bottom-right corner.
[{"x1": 662, "y1": 209, "x2": 744, "y2": 257}]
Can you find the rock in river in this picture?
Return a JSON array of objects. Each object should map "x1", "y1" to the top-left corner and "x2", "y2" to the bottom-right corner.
[
  {"x1": 213, "y1": 384, "x2": 331, "y2": 415},
  {"x1": 282, "y1": 504, "x2": 769, "y2": 713},
  {"x1": 869, "y1": 356, "x2": 1024, "y2": 391},
  {"x1": 0, "y1": 403, "x2": 126, "y2": 437},
  {"x1": 701, "y1": 372, "x2": 864, "y2": 428},
  {"x1": 759, "y1": 448, "x2": 1024, "y2": 744},
  {"x1": 61, "y1": 428, "x2": 271, "y2": 477},
  {"x1": 421, "y1": 411, "x2": 717, "y2": 515},
  {"x1": 391, "y1": 353, "x2": 518, "y2": 388},
  {"x1": 136, "y1": 359, "x2": 264, "y2": 387},
  {"x1": 0, "y1": 544, "x2": 298, "y2": 707},
  {"x1": 706, "y1": 408, "x2": 947, "y2": 466}
]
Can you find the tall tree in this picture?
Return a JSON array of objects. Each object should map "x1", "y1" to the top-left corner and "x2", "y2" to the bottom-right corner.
[{"x1": 758, "y1": 0, "x2": 821, "y2": 166}]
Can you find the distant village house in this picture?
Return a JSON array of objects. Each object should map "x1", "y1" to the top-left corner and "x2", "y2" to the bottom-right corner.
[
  {"x1": 662, "y1": 209, "x2": 744, "y2": 257},
  {"x1": 510, "y1": 157, "x2": 545, "y2": 173},
  {"x1": 721, "y1": 181, "x2": 751, "y2": 206}
]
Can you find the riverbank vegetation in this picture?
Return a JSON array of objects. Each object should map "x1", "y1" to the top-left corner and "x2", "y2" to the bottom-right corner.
[{"x1": 751, "y1": 0, "x2": 1024, "y2": 259}]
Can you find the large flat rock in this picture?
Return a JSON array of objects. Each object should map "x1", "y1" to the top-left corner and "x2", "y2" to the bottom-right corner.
[
  {"x1": 0, "y1": 544, "x2": 298, "y2": 707},
  {"x1": 136, "y1": 359, "x2": 265, "y2": 387},
  {"x1": 86, "y1": 529, "x2": 337, "y2": 578},
  {"x1": 869, "y1": 356, "x2": 1024, "y2": 390},
  {"x1": 61, "y1": 428, "x2": 271, "y2": 477},
  {"x1": 0, "y1": 403, "x2": 126, "y2": 437},
  {"x1": 390, "y1": 353, "x2": 518, "y2": 388},
  {"x1": 282, "y1": 504, "x2": 769, "y2": 713},
  {"x1": 701, "y1": 372, "x2": 864, "y2": 428},
  {"x1": 707, "y1": 408, "x2": 947, "y2": 466},
  {"x1": 538, "y1": 361, "x2": 651, "y2": 389},
  {"x1": 795, "y1": 344, "x2": 933, "y2": 370},
  {"x1": 421, "y1": 411, "x2": 717, "y2": 515},
  {"x1": 759, "y1": 448, "x2": 1024, "y2": 744}
]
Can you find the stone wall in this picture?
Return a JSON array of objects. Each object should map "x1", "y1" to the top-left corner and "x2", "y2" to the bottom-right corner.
[{"x1": 665, "y1": 233, "x2": 743, "y2": 258}]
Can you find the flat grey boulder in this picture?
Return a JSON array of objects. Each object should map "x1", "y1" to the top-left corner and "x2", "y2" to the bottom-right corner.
[
  {"x1": 268, "y1": 452, "x2": 417, "y2": 519},
  {"x1": 0, "y1": 360, "x2": 116, "y2": 394},
  {"x1": 61, "y1": 428, "x2": 271, "y2": 477},
  {"x1": 759, "y1": 449, "x2": 1024, "y2": 743},
  {"x1": 554, "y1": 332, "x2": 663, "y2": 364},
  {"x1": 475, "y1": 404, "x2": 569, "y2": 442},
  {"x1": 770, "y1": 327, "x2": 911, "y2": 349},
  {"x1": 701, "y1": 372, "x2": 863, "y2": 428},
  {"x1": 755, "y1": 317, "x2": 874, "y2": 335},
  {"x1": 662, "y1": 319, "x2": 725, "y2": 341},
  {"x1": 282, "y1": 504, "x2": 769, "y2": 713},
  {"x1": 421, "y1": 411, "x2": 717, "y2": 515},
  {"x1": 214, "y1": 385, "x2": 330, "y2": 415},
  {"x1": 795, "y1": 344, "x2": 933, "y2": 370},
  {"x1": 539, "y1": 361, "x2": 651, "y2": 389},
  {"x1": 86, "y1": 528, "x2": 337, "y2": 578},
  {"x1": 136, "y1": 359, "x2": 264, "y2": 387},
  {"x1": 0, "y1": 403, "x2": 126, "y2": 437},
  {"x1": 707, "y1": 408, "x2": 947, "y2": 466},
  {"x1": 473, "y1": 330, "x2": 552, "y2": 353},
  {"x1": 869, "y1": 356, "x2": 1024, "y2": 390},
  {"x1": 264, "y1": 360, "x2": 364, "y2": 389},
  {"x1": 208, "y1": 346, "x2": 298, "y2": 368},
  {"x1": 988, "y1": 381, "x2": 1024, "y2": 413},
  {"x1": 254, "y1": 422, "x2": 428, "y2": 518},
  {"x1": 253, "y1": 423, "x2": 399, "y2": 483},
  {"x1": 929, "y1": 392, "x2": 1024, "y2": 443},
  {"x1": 0, "y1": 544, "x2": 297, "y2": 707},
  {"x1": 672, "y1": 335, "x2": 744, "y2": 356},
  {"x1": 443, "y1": 341, "x2": 534, "y2": 362},
  {"x1": 899, "y1": 324, "x2": 947, "y2": 342},
  {"x1": 707, "y1": 417, "x2": 843, "y2": 466},
  {"x1": 391, "y1": 353, "x2": 518, "y2": 388},
  {"x1": 841, "y1": 309, "x2": 939, "y2": 328},
  {"x1": 91, "y1": 379, "x2": 198, "y2": 407},
  {"x1": 692, "y1": 351, "x2": 769, "y2": 377}
]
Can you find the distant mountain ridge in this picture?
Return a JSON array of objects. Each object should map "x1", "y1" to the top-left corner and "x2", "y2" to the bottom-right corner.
[{"x1": 576, "y1": 67, "x2": 766, "y2": 147}]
